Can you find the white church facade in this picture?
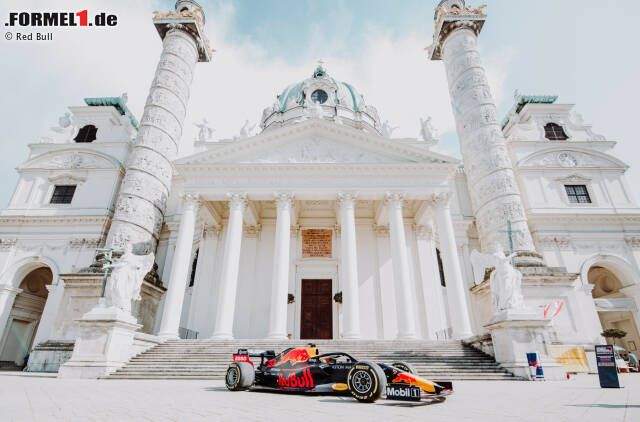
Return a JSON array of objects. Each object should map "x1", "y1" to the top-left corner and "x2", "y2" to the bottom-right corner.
[{"x1": 0, "y1": 0, "x2": 639, "y2": 376}]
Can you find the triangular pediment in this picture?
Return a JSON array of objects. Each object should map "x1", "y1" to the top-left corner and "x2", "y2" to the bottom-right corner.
[{"x1": 176, "y1": 120, "x2": 457, "y2": 166}]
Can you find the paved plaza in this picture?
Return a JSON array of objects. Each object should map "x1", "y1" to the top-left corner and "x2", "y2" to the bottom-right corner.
[{"x1": 0, "y1": 372, "x2": 637, "y2": 421}]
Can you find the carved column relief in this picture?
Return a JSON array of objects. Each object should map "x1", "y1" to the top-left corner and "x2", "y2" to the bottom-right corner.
[
  {"x1": 106, "y1": 10, "x2": 211, "y2": 254},
  {"x1": 430, "y1": 11, "x2": 536, "y2": 257}
]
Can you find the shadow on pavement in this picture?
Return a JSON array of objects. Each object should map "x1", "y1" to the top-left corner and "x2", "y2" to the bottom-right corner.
[{"x1": 567, "y1": 404, "x2": 640, "y2": 409}]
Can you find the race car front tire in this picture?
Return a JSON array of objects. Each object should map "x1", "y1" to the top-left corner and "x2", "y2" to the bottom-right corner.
[
  {"x1": 347, "y1": 361, "x2": 387, "y2": 403},
  {"x1": 225, "y1": 362, "x2": 255, "y2": 391},
  {"x1": 391, "y1": 361, "x2": 418, "y2": 375}
]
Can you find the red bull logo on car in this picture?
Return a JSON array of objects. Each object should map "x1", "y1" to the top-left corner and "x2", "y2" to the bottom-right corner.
[{"x1": 277, "y1": 369, "x2": 314, "y2": 388}]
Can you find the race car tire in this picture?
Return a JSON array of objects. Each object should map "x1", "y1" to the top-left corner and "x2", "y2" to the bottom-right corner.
[
  {"x1": 225, "y1": 362, "x2": 255, "y2": 391},
  {"x1": 347, "y1": 361, "x2": 387, "y2": 403},
  {"x1": 391, "y1": 361, "x2": 418, "y2": 375}
]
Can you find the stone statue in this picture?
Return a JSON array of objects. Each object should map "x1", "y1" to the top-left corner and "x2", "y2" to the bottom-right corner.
[
  {"x1": 102, "y1": 244, "x2": 155, "y2": 314},
  {"x1": 419, "y1": 116, "x2": 439, "y2": 145},
  {"x1": 41, "y1": 112, "x2": 76, "y2": 143},
  {"x1": 58, "y1": 112, "x2": 72, "y2": 128},
  {"x1": 307, "y1": 102, "x2": 324, "y2": 119},
  {"x1": 194, "y1": 118, "x2": 215, "y2": 141},
  {"x1": 470, "y1": 243, "x2": 524, "y2": 312},
  {"x1": 380, "y1": 120, "x2": 398, "y2": 138},
  {"x1": 237, "y1": 120, "x2": 257, "y2": 139}
]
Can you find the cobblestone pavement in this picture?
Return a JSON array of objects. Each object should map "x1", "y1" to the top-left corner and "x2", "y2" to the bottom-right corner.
[{"x1": 0, "y1": 372, "x2": 638, "y2": 421}]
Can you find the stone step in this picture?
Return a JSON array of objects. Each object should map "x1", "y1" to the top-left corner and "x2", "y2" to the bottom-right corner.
[{"x1": 107, "y1": 339, "x2": 517, "y2": 381}]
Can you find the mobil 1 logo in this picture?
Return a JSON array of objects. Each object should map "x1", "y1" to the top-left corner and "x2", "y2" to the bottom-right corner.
[{"x1": 386, "y1": 385, "x2": 421, "y2": 402}]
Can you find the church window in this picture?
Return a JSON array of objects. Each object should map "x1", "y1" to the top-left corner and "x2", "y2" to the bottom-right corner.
[
  {"x1": 544, "y1": 123, "x2": 568, "y2": 141},
  {"x1": 50, "y1": 185, "x2": 76, "y2": 204},
  {"x1": 74, "y1": 125, "x2": 97, "y2": 143},
  {"x1": 311, "y1": 89, "x2": 328, "y2": 104},
  {"x1": 436, "y1": 248, "x2": 446, "y2": 287},
  {"x1": 565, "y1": 185, "x2": 591, "y2": 204},
  {"x1": 189, "y1": 249, "x2": 199, "y2": 287}
]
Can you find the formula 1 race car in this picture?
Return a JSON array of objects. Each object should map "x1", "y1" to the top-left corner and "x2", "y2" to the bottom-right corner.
[{"x1": 225, "y1": 346, "x2": 453, "y2": 403}]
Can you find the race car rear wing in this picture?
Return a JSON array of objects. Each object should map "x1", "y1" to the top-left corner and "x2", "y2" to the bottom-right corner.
[{"x1": 233, "y1": 348, "x2": 277, "y2": 366}]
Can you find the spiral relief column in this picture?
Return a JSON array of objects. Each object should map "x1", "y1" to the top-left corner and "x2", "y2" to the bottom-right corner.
[
  {"x1": 428, "y1": 1, "x2": 538, "y2": 261},
  {"x1": 105, "y1": 1, "x2": 212, "y2": 253}
]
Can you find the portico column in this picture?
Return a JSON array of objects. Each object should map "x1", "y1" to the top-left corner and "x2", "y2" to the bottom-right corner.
[
  {"x1": 157, "y1": 193, "x2": 201, "y2": 339},
  {"x1": 385, "y1": 192, "x2": 418, "y2": 340},
  {"x1": 431, "y1": 193, "x2": 474, "y2": 339},
  {"x1": 267, "y1": 193, "x2": 294, "y2": 339},
  {"x1": 338, "y1": 193, "x2": 361, "y2": 339},
  {"x1": 211, "y1": 193, "x2": 248, "y2": 339},
  {"x1": 0, "y1": 284, "x2": 22, "y2": 344}
]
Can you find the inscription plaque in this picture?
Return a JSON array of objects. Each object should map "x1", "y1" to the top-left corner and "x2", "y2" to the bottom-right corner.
[{"x1": 302, "y1": 229, "x2": 332, "y2": 258}]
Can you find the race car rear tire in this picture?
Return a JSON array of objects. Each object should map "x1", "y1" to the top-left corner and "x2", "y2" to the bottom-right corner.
[
  {"x1": 225, "y1": 362, "x2": 255, "y2": 391},
  {"x1": 391, "y1": 361, "x2": 417, "y2": 375},
  {"x1": 347, "y1": 361, "x2": 387, "y2": 403}
]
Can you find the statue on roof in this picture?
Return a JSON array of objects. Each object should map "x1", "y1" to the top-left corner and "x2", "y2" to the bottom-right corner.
[
  {"x1": 419, "y1": 116, "x2": 439, "y2": 146},
  {"x1": 235, "y1": 120, "x2": 257, "y2": 140},
  {"x1": 41, "y1": 111, "x2": 76, "y2": 143},
  {"x1": 381, "y1": 120, "x2": 398, "y2": 138},
  {"x1": 194, "y1": 118, "x2": 215, "y2": 141}
]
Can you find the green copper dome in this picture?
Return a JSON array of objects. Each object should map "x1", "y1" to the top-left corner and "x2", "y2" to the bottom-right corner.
[
  {"x1": 273, "y1": 65, "x2": 365, "y2": 113},
  {"x1": 260, "y1": 64, "x2": 381, "y2": 133}
]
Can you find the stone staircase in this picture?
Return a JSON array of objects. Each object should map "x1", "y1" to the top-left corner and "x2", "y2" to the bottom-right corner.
[{"x1": 107, "y1": 339, "x2": 519, "y2": 381}]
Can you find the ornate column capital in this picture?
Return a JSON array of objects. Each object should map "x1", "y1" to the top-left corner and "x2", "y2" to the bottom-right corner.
[
  {"x1": 373, "y1": 224, "x2": 390, "y2": 238},
  {"x1": 180, "y1": 192, "x2": 201, "y2": 211},
  {"x1": 384, "y1": 192, "x2": 405, "y2": 208},
  {"x1": 414, "y1": 224, "x2": 434, "y2": 240},
  {"x1": 243, "y1": 224, "x2": 262, "y2": 238},
  {"x1": 625, "y1": 236, "x2": 640, "y2": 250},
  {"x1": 227, "y1": 192, "x2": 248, "y2": 212},
  {"x1": 274, "y1": 192, "x2": 294, "y2": 211},
  {"x1": 0, "y1": 239, "x2": 17, "y2": 250},
  {"x1": 203, "y1": 224, "x2": 221, "y2": 239},
  {"x1": 427, "y1": 2, "x2": 486, "y2": 60},
  {"x1": 337, "y1": 192, "x2": 357, "y2": 209},
  {"x1": 429, "y1": 192, "x2": 453, "y2": 210},
  {"x1": 153, "y1": 1, "x2": 213, "y2": 62}
]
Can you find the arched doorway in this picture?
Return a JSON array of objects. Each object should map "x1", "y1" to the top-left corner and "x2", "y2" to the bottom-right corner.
[
  {"x1": 0, "y1": 267, "x2": 52, "y2": 368},
  {"x1": 588, "y1": 265, "x2": 640, "y2": 352}
]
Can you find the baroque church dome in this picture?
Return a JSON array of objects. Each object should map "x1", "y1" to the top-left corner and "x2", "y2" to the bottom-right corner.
[{"x1": 260, "y1": 63, "x2": 382, "y2": 134}]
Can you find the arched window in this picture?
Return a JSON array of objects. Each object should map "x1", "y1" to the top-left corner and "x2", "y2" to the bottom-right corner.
[
  {"x1": 544, "y1": 123, "x2": 568, "y2": 141},
  {"x1": 436, "y1": 248, "x2": 446, "y2": 287},
  {"x1": 189, "y1": 249, "x2": 199, "y2": 287},
  {"x1": 74, "y1": 125, "x2": 97, "y2": 143}
]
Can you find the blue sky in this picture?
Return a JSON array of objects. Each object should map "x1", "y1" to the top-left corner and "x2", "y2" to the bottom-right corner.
[{"x1": 1, "y1": 0, "x2": 639, "y2": 206}]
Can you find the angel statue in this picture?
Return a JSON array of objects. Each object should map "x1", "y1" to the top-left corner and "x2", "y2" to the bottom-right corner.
[
  {"x1": 103, "y1": 244, "x2": 155, "y2": 314},
  {"x1": 419, "y1": 116, "x2": 439, "y2": 145},
  {"x1": 380, "y1": 120, "x2": 398, "y2": 138},
  {"x1": 236, "y1": 120, "x2": 257, "y2": 140},
  {"x1": 194, "y1": 118, "x2": 215, "y2": 141},
  {"x1": 470, "y1": 243, "x2": 524, "y2": 312}
]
